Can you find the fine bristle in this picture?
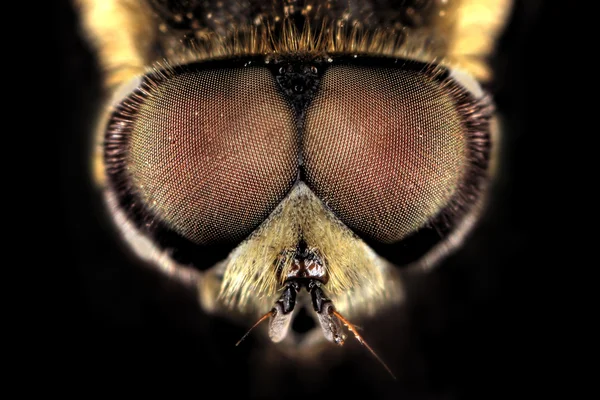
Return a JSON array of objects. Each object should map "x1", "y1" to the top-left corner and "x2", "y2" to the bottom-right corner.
[
  {"x1": 428, "y1": 80, "x2": 494, "y2": 234},
  {"x1": 235, "y1": 310, "x2": 273, "y2": 347},
  {"x1": 332, "y1": 310, "x2": 396, "y2": 380},
  {"x1": 153, "y1": 18, "x2": 440, "y2": 73}
]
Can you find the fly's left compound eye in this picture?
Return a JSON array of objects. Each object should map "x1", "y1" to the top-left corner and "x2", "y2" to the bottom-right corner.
[
  {"x1": 304, "y1": 65, "x2": 473, "y2": 244},
  {"x1": 297, "y1": 58, "x2": 493, "y2": 268}
]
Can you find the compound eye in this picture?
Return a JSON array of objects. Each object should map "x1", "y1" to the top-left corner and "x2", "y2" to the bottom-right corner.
[
  {"x1": 303, "y1": 65, "x2": 489, "y2": 244},
  {"x1": 105, "y1": 65, "x2": 299, "y2": 244}
]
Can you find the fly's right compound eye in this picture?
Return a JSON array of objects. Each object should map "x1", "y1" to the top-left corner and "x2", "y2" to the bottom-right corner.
[{"x1": 104, "y1": 60, "x2": 299, "y2": 268}]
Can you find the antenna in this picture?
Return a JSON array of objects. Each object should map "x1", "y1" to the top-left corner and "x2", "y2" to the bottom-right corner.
[
  {"x1": 333, "y1": 310, "x2": 397, "y2": 380},
  {"x1": 235, "y1": 310, "x2": 273, "y2": 347}
]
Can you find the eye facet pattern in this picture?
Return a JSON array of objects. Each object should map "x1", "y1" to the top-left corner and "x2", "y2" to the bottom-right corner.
[
  {"x1": 109, "y1": 66, "x2": 299, "y2": 245},
  {"x1": 303, "y1": 65, "x2": 487, "y2": 244},
  {"x1": 103, "y1": 56, "x2": 493, "y2": 272}
]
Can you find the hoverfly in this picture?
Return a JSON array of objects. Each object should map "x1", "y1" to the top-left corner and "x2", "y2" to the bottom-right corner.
[{"x1": 74, "y1": 0, "x2": 513, "y2": 380}]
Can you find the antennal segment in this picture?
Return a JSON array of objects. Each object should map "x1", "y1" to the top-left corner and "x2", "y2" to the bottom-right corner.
[{"x1": 309, "y1": 280, "x2": 396, "y2": 380}]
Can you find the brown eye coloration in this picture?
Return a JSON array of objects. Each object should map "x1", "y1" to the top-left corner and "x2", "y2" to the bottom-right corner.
[
  {"x1": 103, "y1": 54, "x2": 493, "y2": 361},
  {"x1": 104, "y1": 56, "x2": 491, "y2": 274},
  {"x1": 107, "y1": 65, "x2": 298, "y2": 245},
  {"x1": 304, "y1": 65, "x2": 489, "y2": 244}
]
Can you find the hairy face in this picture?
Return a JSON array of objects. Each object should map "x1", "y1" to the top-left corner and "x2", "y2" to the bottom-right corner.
[{"x1": 76, "y1": 0, "x2": 512, "y2": 380}]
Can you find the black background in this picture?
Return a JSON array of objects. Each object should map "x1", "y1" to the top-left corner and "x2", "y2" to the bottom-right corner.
[{"x1": 58, "y1": 1, "x2": 553, "y2": 398}]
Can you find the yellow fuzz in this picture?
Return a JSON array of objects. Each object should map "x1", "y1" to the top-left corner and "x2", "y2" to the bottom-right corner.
[{"x1": 218, "y1": 182, "x2": 397, "y2": 317}]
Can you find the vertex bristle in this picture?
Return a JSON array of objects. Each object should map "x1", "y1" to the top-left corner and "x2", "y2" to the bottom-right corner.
[{"x1": 154, "y1": 18, "x2": 437, "y2": 71}]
